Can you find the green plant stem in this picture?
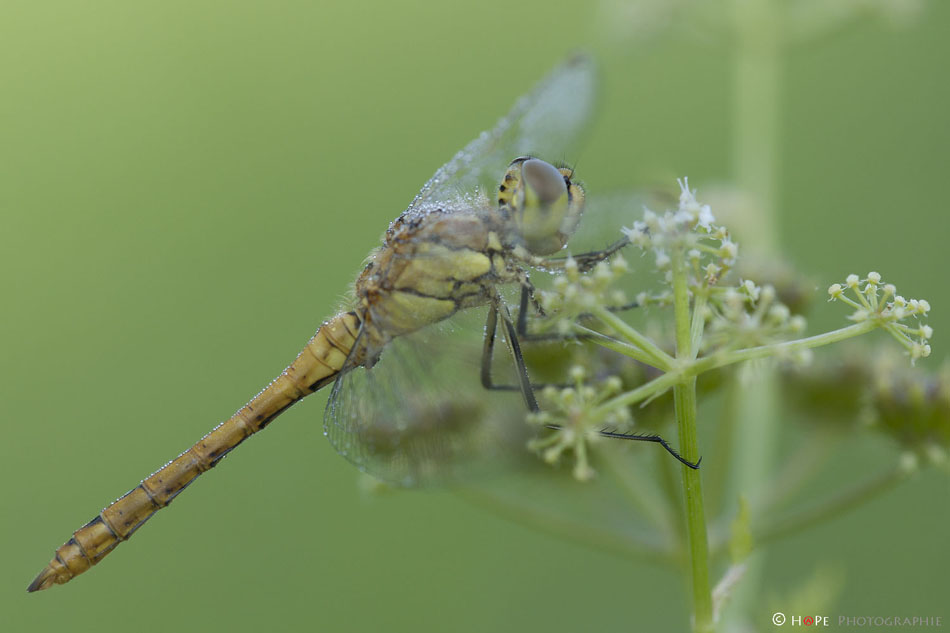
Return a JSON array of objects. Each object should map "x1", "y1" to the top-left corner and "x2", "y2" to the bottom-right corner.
[
  {"x1": 658, "y1": 446, "x2": 688, "y2": 553},
  {"x1": 591, "y1": 370, "x2": 682, "y2": 423},
  {"x1": 572, "y1": 322, "x2": 669, "y2": 369},
  {"x1": 707, "y1": 430, "x2": 841, "y2": 555},
  {"x1": 456, "y1": 486, "x2": 676, "y2": 566},
  {"x1": 601, "y1": 447, "x2": 677, "y2": 535},
  {"x1": 690, "y1": 291, "x2": 709, "y2": 354},
  {"x1": 734, "y1": 0, "x2": 780, "y2": 251},
  {"x1": 672, "y1": 247, "x2": 713, "y2": 633},
  {"x1": 589, "y1": 305, "x2": 675, "y2": 370},
  {"x1": 753, "y1": 430, "x2": 839, "y2": 514},
  {"x1": 705, "y1": 375, "x2": 739, "y2": 516},
  {"x1": 589, "y1": 322, "x2": 877, "y2": 423},
  {"x1": 696, "y1": 322, "x2": 876, "y2": 370},
  {"x1": 728, "y1": 1, "x2": 782, "y2": 625},
  {"x1": 751, "y1": 460, "x2": 913, "y2": 546}
]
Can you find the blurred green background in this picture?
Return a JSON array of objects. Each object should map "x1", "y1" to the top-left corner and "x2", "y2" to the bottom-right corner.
[{"x1": 3, "y1": 1, "x2": 948, "y2": 631}]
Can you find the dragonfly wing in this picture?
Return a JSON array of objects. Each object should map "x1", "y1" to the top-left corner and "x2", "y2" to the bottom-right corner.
[
  {"x1": 405, "y1": 55, "x2": 597, "y2": 214},
  {"x1": 324, "y1": 307, "x2": 529, "y2": 487}
]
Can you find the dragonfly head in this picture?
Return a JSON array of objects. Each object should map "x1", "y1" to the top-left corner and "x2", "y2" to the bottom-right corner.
[{"x1": 499, "y1": 156, "x2": 585, "y2": 255}]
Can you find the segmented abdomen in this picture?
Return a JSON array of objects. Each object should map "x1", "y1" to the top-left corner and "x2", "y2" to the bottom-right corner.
[{"x1": 27, "y1": 310, "x2": 362, "y2": 591}]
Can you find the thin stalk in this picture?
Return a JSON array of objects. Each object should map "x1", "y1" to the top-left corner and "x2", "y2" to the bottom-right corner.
[
  {"x1": 572, "y1": 323, "x2": 669, "y2": 370},
  {"x1": 588, "y1": 322, "x2": 876, "y2": 424},
  {"x1": 693, "y1": 321, "x2": 877, "y2": 374},
  {"x1": 672, "y1": 247, "x2": 713, "y2": 633},
  {"x1": 658, "y1": 446, "x2": 688, "y2": 554},
  {"x1": 589, "y1": 305, "x2": 675, "y2": 370},
  {"x1": 455, "y1": 487, "x2": 676, "y2": 565},
  {"x1": 705, "y1": 374, "x2": 739, "y2": 516},
  {"x1": 733, "y1": 0, "x2": 781, "y2": 251},
  {"x1": 752, "y1": 461, "x2": 913, "y2": 545},
  {"x1": 690, "y1": 291, "x2": 709, "y2": 355},
  {"x1": 708, "y1": 431, "x2": 842, "y2": 555},
  {"x1": 601, "y1": 446, "x2": 677, "y2": 535},
  {"x1": 752, "y1": 430, "x2": 840, "y2": 515},
  {"x1": 726, "y1": 0, "x2": 782, "y2": 625},
  {"x1": 590, "y1": 370, "x2": 682, "y2": 424}
]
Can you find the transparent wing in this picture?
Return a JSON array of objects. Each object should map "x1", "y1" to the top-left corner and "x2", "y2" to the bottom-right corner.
[
  {"x1": 405, "y1": 55, "x2": 597, "y2": 215},
  {"x1": 324, "y1": 307, "x2": 530, "y2": 487},
  {"x1": 567, "y1": 191, "x2": 651, "y2": 252}
]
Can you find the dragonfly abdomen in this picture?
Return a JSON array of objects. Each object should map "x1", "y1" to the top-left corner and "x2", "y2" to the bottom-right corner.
[{"x1": 27, "y1": 311, "x2": 362, "y2": 591}]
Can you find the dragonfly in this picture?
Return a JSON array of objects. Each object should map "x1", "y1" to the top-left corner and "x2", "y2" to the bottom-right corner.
[{"x1": 28, "y1": 55, "x2": 697, "y2": 593}]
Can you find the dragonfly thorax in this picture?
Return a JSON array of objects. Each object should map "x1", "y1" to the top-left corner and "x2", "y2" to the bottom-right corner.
[
  {"x1": 498, "y1": 156, "x2": 585, "y2": 256},
  {"x1": 354, "y1": 208, "x2": 518, "y2": 355}
]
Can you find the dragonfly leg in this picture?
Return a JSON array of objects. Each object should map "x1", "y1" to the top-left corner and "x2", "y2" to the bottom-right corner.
[
  {"x1": 502, "y1": 286, "x2": 701, "y2": 470},
  {"x1": 480, "y1": 300, "x2": 502, "y2": 390},
  {"x1": 515, "y1": 277, "x2": 539, "y2": 337},
  {"x1": 482, "y1": 292, "x2": 578, "y2": 396},
  {"x1": 481, "y1": 296, "x2": 537, "y2": 410},
  {"x1": 482, "y1": 283, "x2": 643, "y2": 393},
  {"x1": 514, "y1": 279, "x2": 640, "y2": 344},
  {"x1": 543, "y1": 423, "x2": 702, "y2": 469},
  {"x1": 544, "y1": 235, "x2": 631, "y2": 272}
]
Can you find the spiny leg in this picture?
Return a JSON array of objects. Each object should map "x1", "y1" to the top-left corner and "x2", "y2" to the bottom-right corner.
[
  {"x1": 487, "y1": 282, "x2": 642, "y2": 391},
  {"x1": 515, "y1": 278, "x2": 538, "y2": 337},
  {"x1": 480, "y1": 300, "x2": 507, "y2": 391},
  {"x1": 483, "y1": 289, "x2": 700, "y2": 470},
  {"x1": 599, "y1": 429, "x2": 701, "y2": 469},
  {"x1": 482, "y1": 288, "x2": 573, "y2": 394},
  {"x1": 515, "y1": 279, "x2": 640, "y2": 344},
  {"x1": 480, "y1": 293, "x2": 539, "y2": 412},
  {"x1": 517, "y1": 236, "x2": 634, "y2": 343},
  {"x1": 545, "y1": 235, "x2": 631, "y2": 272},
  {"x1": 498, "y1": 288, "x2": 703, "y2": 470}
]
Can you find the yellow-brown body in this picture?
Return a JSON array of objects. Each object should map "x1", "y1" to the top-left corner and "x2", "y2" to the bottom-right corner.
[
  {"x1": 28, "y1": 157, "x2": 585, "y2": 591},
  {"x1": 27, "y1": 312, "x2": 360, "y2": 591},
  {"x1": 356, "y1": 205, "x2": 519, "y2": 356}
]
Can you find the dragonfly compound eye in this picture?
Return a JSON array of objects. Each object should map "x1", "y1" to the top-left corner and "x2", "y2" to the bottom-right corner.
[
  {"x1": 509, "y1": 158, "x2": 585, "y2": 255},
  {"x1": 522, "y1": 158, "x2": 566, "y2": 205}
]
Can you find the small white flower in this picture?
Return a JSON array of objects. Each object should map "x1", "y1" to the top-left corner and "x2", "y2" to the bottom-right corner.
[
  {"x1": 721, "y1": 240, "x2": 738, "y2": 261},
  {"x1": 789, "y1": 315, "x2": 807, "y2": 332},
  {"x1": 609, "y1": 289, "x2": 628, "y2": 306},
  {"x1": 673, "y1": 209, "x2": 693, "y2": 225},
  {"x1": 768, "y1": 304, "x2": 790, "y2": 322},
  {"x1": 643, "y1": 208, "x2": 659, "y2": 231},
  {"x1": 697, "y1": 204, "x2": 715, "y2": 230},
  {"x1": 741, "y1": 279, "x2": 760, "y2": 301}
]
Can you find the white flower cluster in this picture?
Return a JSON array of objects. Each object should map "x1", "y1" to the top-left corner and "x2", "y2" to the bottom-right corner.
[
  {"x1": 622, "y1": 178, "x2": 736, "y2": 279},
  {"x1": 704, "y1": 279, "x2": 808, "y2": 360},
  {"x1": 527, "y1": 366, "x2": 631, "y2": 481},
  {"x1": 829, "y1": 272, "x2": 933, "y2": 362},
  {"x1": 537, "y1": 254, "x2": 631, "y2": 334}
]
